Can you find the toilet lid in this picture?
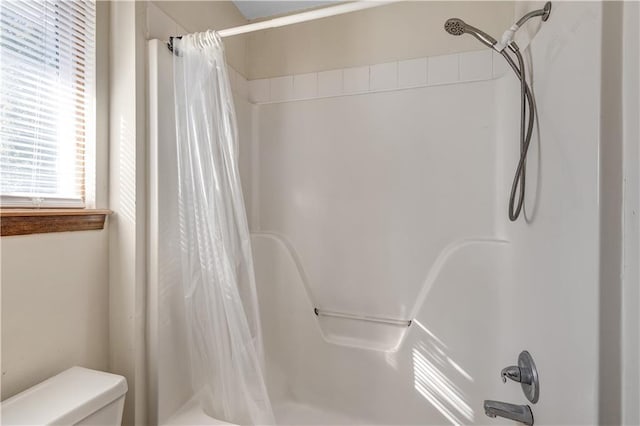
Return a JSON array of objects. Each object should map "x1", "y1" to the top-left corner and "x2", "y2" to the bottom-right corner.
[{"x1": 1, "y1": 367, "x2": 128, "y2": 425}]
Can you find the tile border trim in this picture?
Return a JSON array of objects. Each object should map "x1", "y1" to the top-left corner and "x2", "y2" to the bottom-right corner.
[{"x1": 231, "y1": 50, "x2": 508, "y2": 105}]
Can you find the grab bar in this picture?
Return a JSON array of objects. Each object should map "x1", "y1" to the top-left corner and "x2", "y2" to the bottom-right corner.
[{"x1": 314, "y1": 308, "x2": 412, "y2": 327}]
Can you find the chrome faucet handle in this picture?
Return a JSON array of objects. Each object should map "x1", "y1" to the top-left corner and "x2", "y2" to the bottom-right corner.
[
  {"x1": 501, "y1": 365, "x2": 522, "y2": 383},
  {"x1": 499, "y1": 351, "x2": 540, "y2": 404}
]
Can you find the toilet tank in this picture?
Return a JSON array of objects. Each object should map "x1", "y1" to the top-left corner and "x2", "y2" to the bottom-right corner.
[{"x1": 1, "y1": 367, "x2": 128, "y2": 425}]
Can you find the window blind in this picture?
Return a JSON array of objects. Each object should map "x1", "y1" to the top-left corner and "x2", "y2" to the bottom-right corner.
[{"x1": 0, "y1": 0, "x2": 96, "y2": 208}]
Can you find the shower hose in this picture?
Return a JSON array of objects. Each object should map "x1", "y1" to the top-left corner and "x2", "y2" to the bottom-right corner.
[{"x1": 501, "y1": 44, "x2": 537, "y2": 222}]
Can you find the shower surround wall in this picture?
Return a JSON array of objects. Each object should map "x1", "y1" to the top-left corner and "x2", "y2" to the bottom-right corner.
[
  {"x1": 251, "y1": 50, "x2": 509, "y2": 424},
  {"x1": 148, "y1": 1, "x2": 613, "y2": 424},
  {"x1": 252, "y1": 52, "x2": 503, "y2": 348},
  {"x1": 150, "y1": 40, "x2": 510, "y2": 423}
]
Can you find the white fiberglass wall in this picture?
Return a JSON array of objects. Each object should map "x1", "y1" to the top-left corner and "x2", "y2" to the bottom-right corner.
[
  {"x1": 249, "y1": 4, "x2": 603, "y2": 423},
  {"x1": 491, "y1": 1, "x2": 603, "y2": 423},
  {"x1": 252, "y1": 2, "x2": 604, "y2": 423},
  {"x1": 253, "y1": 70, "x2": 506, "y2": 424}
]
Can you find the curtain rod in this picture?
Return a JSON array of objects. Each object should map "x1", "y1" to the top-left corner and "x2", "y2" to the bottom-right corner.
[
  {"x1": 168, "y1": 0, "x2": 400, "y2": 53},
  {"x1": 219, "y1": 0, "x2": 401, "y2": 37}
]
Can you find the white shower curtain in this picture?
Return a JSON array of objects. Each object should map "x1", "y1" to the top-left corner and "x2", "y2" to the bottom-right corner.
[{"x1": 172, "y1": 31, "x2": 275, "y2": 425}]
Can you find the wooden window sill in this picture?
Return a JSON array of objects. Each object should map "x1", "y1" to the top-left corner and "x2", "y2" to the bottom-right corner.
[{"x1": 0, "y1": 209, "x2": 112, "y2": 237}]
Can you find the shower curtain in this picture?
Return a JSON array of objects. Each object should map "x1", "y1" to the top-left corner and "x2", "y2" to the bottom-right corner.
[{"x1": 172, "y1": 31, "x2": 275, "y2": 425}]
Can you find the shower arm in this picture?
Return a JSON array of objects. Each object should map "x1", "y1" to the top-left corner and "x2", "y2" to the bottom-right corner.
[{"x1": 515, "y1": 2, "x2": 552, "y2": 28}]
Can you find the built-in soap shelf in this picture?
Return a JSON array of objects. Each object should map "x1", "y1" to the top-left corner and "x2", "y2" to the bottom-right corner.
[{"x1": 313, "y1": 307, "x2": 412, "y2": 352}]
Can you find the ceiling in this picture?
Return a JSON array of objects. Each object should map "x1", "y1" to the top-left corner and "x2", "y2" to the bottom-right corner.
[{"x1": 232, "y1": 1, "x2": 339, "y2": 20}]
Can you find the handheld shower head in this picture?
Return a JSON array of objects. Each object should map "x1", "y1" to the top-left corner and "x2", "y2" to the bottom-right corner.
[
  {"x1": 444, "y1": 4, "x2": 551, "y2": 222},
  {"x1": 444, "y1": 18, "x2": 497, "y2": 49},
  {"x1": 444, "y1": 18, "x2": 466, "y2": 36}
]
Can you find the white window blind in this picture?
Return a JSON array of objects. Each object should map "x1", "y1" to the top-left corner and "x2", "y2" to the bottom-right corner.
[{"x1": 0, "y1": 0, "x2": 96, "y2": 208}]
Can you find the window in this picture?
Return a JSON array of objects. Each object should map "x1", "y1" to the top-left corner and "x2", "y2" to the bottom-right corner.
[{"x1": 0, "y1": 0, "x2": 96, "y2": 208}]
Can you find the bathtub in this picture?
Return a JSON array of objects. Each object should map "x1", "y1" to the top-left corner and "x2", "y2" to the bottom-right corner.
[{"x1": 164, "y1": 396, "x2": 367, "y2": 426}]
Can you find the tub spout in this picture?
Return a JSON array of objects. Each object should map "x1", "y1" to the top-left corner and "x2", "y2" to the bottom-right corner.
[{"x1": 484, "y1": 400, "x2": 533, "y2": 425}]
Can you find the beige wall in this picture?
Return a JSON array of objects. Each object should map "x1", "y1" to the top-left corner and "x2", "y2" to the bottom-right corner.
[
  {"x1": 247, "y1": 1, "x2": 514, "y2": 79},
  {"x1": 0, "y1": 1, "x2": 111, "y2": 402},
  {"x1": 152, "y1": 1, "x2": 249, "y2": 76},
  {"x1": 621, "y1": 3, "x2": 640, "y2": 423},
  {"x1": 108, "y1": 1, "x2": 149, "y2": 424},
  {"x1": 1, "y1": 231, "x2": 110, "y2": 400}
]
